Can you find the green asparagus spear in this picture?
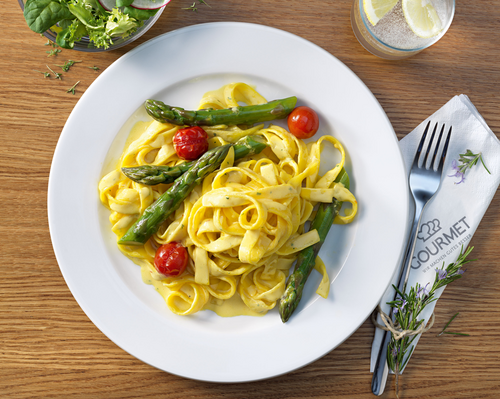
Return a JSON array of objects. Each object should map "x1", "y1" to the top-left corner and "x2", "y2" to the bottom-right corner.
[
  {"x1": 145, "y1": 97, "x2": 297, "y2": 126},
  {"x1": 121, "y1": 135, "x2": 267, "y2": 185},
  {"x1": 279, "y1": 168, "x2": 350, "y2": 323},
  {"x1": 118, "y1": 144, "x2": 232, "y2": 246}
]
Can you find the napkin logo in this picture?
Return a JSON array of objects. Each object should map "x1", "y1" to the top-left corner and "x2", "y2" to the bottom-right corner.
[
  {"x1": 417, "y1": 219, "x2": 442, "y2": 242},
  {"x1": 411, "y1": 216, "x2": 471, "y2": 270}
]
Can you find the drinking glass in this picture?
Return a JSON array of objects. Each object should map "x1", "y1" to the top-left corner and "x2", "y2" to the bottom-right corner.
[{"x1": 351, "y1": 0, "x2": 455, "y2": 60}]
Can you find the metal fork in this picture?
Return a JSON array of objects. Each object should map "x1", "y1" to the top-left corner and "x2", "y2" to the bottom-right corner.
[{"x1": 371, "y1": 121, "x2": 452, "y2": 396}]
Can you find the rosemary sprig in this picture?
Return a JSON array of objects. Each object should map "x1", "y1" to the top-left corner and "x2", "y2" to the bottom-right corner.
[
  {"x1": 66, "y1": 81, "x2": 81, "y2": 95},
  {"x1": 438, "y1": 313, "x2": 470, "y2": 336},
  {"x1": 443, "y1": 331, "x2": 470, "y2": 336},
  {"x1": 437, "y1": 312, "x2": 459, "y2": 336},
  {"x1": 386, "y1": 247, "x2": 475, "y2": 397},
  {"x1": 449, "y1": 149, "x2": 491, "y2": 184},
  {"x1": 458, "y1": 150, "x2": 491, "y2": 175},
  {"x1": 88, "y1": 66, "x2": 100, "y2": 71},
  {"x1": 57, "y1": 60, "x2": 82, "y2": 72}
]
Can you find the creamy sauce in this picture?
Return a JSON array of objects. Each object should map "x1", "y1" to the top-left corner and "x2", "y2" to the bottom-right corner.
[
  {"x1": 204, "y1": 294, "x2": 266, "y2": 317},
  {"x1": 140, "y1": 263, "x2": 265, "y2": 317}
]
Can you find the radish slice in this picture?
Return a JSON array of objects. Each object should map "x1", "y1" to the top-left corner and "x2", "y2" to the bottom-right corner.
[
  {"x1": 131, "y1": 0, "x2": 171, "y2": 10},
  {"x1": 98, "y1": 0, "x2": 116, "y2": 11}
]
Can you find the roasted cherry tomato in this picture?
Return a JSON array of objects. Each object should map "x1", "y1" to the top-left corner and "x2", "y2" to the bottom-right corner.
[
  {"x1": 154, "y1": 242, "x2": 189, "y2": 277},
  {"x1": 173, "y1": 126, "x2": 209, "y2": 160},
  {"x1": 287, "y1": 106, "x2": 319, "y2": 139}
]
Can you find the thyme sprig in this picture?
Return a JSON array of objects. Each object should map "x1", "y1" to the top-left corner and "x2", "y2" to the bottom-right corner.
[
  {"x1": 183, "y1": 2, "x2": 197, "y2": 11},
  {"x1": 183, "y1": 0, "x2": 210, "y2": 11},
  {"x1": 44, "y1": 40, "x2": 58, "y2": 48},
  {"x1": 66, "y1": 81, "x2": 81, "y2": 95},
  {"x1": 57, "y1": 60, "x2": 82, "y2": 72},
  {"x1": 46, "y1": 65, "x2": 62, "y2": 80},
  {"x1": 46, "y1": 48, "x2": 61, "y2": 57},
  {"x1": 35, "y1": 70, "x2": 51, "y2": 78},
  {"x1": 386, "y1": 246, "x2": 475, "y2": 397}
]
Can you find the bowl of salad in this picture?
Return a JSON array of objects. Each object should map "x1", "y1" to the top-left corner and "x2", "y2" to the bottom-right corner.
[{"x1": 19, "y1": 0, "x2": 169, "y2": 52}]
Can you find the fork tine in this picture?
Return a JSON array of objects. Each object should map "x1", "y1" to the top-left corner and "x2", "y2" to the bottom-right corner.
[
  {"x1": 413, "y1": 121, "x2": 431, "y2": 167},
  {"x1": 421, "y1": 122, "x2": 438, "y2": 167},
  {"x1": 437, "y1": 126, "x2": 452, "y2": 172},
  {"x1": 429, "y1": 124, "x2": 446, "y2": 170}
]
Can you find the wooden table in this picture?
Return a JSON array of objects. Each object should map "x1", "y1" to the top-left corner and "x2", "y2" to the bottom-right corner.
[{"x1": 1, "y1": 1, "x2": 499, "y2": 398}]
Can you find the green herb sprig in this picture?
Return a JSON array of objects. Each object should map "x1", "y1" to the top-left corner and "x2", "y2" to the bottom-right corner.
[
  {"x1": 57, "y1": 60, "x2": 82, "y2": 72},
  {"x1": 386, "y1": 247, "x2": 475, "y2": 396},
  {"x1": 35, "y1": 70, "x2": 51, "y2": 78},
  {"x1": 437, "y1": 312, "x2": 470, "y2": 337},
  {"x1": 183, "y1": 0, "x2": 210, "y2": 11},
  {"x1": 66, "y1": 81, "x2": 80, "y2": 95},
  {"x1": 46, "y1": 65, "x2": 62, "y2": 80},
  {"x1": 46, "y1": 48, "x2": 61, "y2": 57},
  {"x1": 449, "y1": 150, "x2": 491, "y2": 184},
  {"x1": 458, "y1": 150, "x2": 491, "y2": 175},
  {"x1": 45, "y1": 40, "x2": 58, "y2": 48}
]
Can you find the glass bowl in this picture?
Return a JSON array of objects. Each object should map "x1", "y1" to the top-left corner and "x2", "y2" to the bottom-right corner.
[{"x1": 18, "y1": 0, "x2": 164, "y2": 52}]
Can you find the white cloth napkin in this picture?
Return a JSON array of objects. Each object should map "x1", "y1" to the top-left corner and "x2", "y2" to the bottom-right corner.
[{"x1": 370, "y1": 94, "x2": 500, "y2": 373}]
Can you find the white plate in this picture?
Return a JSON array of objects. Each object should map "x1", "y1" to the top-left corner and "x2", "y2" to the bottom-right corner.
[{"x1": 48, "y1": 22, "x2": 409, "y2": 382}]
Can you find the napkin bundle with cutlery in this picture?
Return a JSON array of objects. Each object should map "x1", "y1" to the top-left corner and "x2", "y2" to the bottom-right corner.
[{"x1": 370, "y1": 95, "x2": 500, "y2": 374}]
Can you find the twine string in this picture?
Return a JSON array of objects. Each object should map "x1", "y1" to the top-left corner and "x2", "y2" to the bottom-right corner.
[{"x1": 371, "y1": 305, "x2": 435, "y2": 340}]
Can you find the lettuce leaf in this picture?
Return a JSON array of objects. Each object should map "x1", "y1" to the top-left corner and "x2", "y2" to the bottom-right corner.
[
  {"x1": 122, "y1": 6, "x2": 158, "y2": 21},
  {"x1": 24, "y1": 0, "x2": 73, "y2": 33},
  {"x1": 56, "y1": 19, "x2": 87, "y2": 48},
  {"x1": 106, "y1": 8, "x2": 140, "y2": 37}
]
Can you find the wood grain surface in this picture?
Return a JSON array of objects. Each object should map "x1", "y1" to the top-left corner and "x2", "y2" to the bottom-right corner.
[{"x1": 1, "y1": 0, "x2": 499, "y2": 398}]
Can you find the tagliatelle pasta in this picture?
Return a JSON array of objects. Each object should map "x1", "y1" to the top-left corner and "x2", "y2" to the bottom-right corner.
[{"x1": 98, "y1": 82, "x2": 358, "y2": 317}]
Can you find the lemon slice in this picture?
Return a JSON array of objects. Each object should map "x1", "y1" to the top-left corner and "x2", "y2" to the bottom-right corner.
[
  {"x1": 363, "y1": 0, "x2": 398, "y2": 26},
  {"x1": 402, "y1": 0, "x2": 443, "y2": 38}
]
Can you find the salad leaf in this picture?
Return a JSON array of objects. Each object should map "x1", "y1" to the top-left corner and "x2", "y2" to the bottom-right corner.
[
  {"x1": 24, "y1": 0, "x2": 73, "y2": 33},
  {"x1": 106, "y1": 8, "x2": 140, "y2": 37},
  {"x1": 94, "y1": 0, "x2": 110, "y2": 15},
  {"x1": 122, "y1": 6, "x2": 159, "y2": 21},
  {"x1": 116, "y1": 0, "x2": 135, "y2": 7},
  {"x1": 56, "y1": 19, "x2": 87, "y2": 48},
  {"x1": 88, "y1": 26, "x2": 112, "y2": 48},
  {"x1": 58, "y1": 18, "x2": 74, "y2": 29},
  {"x1": 68, "y1": 1, "x2": 104, "y2": 30}
]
